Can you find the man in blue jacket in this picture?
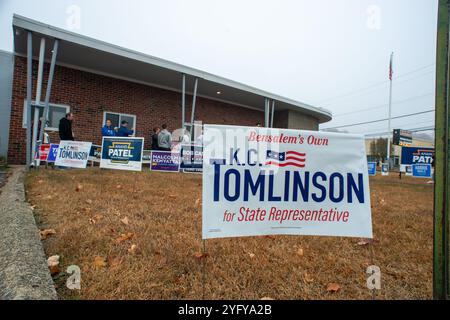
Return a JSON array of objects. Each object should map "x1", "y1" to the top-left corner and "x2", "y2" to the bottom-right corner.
[
  {"x1": 101, "y1": 119, "x2": 116, "y2": 136},
  {"x1": 117, "y1": 120, "x2": 134, "y2": 137}
]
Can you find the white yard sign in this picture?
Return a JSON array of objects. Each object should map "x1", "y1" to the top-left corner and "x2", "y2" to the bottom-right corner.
[
  {"x1": 202, "y1": 125, "x2": 373, "y2": 239},
  {"x1": 55, "y1": 141, "x2": 92, "y2": 169}
]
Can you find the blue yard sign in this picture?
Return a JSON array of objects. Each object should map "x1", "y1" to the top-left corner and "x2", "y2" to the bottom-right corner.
[
  {"x1": 412, "y1": 164, "x2": 432, "y2": 178},
  {"x1": 401, "y1": 147, "x2": 435, "y2": 165},
  {"x1": 367, "y1": 162, "x2": 377, "y2": 176},
  {"x1": 100, "y1": 137, "x2": 144, "y2": 171},
  {"x1": 150, "y1": 151, "x2": 180, "y2": 172},
  {"x1": 46, "y1": 144, "x2": 59, "y2": 163}
]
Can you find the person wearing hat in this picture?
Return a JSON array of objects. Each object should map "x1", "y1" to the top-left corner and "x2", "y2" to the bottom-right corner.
[{"x1": 117, "y1": 120, "x2": 134, "y2": 137}]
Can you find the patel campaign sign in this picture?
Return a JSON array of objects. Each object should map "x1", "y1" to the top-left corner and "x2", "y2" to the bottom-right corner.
[
  {"x1": 401, "y1": 147, "x2": 434, "y2": 165},
  {"x1": 55, "y1": 141, "x2": 92, "y2": 168},
  {"x1": 202, "y1": 125, "x2": 373, "y2": 239},
  {"x1": 89, "y1": 145, "x2": 102, "y2": 162},
  {"x1": 151, "y1": 151, "x2": 180, "y2": 172},
  {"x1": 100, "y1": 137, "x2": 144, "y2": 171}
]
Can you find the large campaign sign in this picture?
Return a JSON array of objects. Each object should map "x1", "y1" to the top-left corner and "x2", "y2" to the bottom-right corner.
[
  {"x1": 180, "y1": 144, "x2": 203, "y2": 173},
  {"x1": 100, "y1": 137, "x2": 144, "y2": 171},
  {"x1": 55, "y1": 141, "x2": 92, "y2": 168},
  {"x1": 401, "y1": 147, "x2": 434, "y2": 165},
  {"x1": 150, "y1": 151, "x2": 180, "y2": 172},
  {"x1": 202, "y1": 125, "x2": 373, "y2": 239}
]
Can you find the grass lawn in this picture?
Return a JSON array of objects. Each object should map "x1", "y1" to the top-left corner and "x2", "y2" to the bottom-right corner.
[{"x1": 26, "y1": 168, "x2": 433, "y2": 300}]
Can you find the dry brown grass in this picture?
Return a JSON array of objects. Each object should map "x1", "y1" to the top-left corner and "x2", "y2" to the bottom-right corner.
[{"x1": 26, "y1": 168, "x2": 433, "y2": 300}]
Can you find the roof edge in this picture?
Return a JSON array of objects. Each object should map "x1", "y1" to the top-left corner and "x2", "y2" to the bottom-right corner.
[{"x1": 12, "y1": 14, "x2": 332, "y2": 123}]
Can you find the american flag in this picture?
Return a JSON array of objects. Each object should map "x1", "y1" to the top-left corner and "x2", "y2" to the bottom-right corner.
[{"x1": 265, "y1": 150, "x2": 306, "y2": 168}]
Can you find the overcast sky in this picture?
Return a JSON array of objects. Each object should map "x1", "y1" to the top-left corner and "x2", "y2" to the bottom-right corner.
[{"x1": 0, "y1": 0, "x2": 438, "y2": 137}]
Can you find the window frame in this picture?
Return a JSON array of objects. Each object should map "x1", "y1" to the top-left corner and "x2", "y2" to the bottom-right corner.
[
  {"x1": 22, "y1": 100, "x2": 71, "y2": 131},
  {"x1": 102, "y1": 111, "x2": 137, "y2": 137}
]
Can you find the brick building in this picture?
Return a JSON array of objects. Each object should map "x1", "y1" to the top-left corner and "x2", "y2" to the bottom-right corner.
[{"x1": 0, "y1": 15, "x2": 332, "y2": 165}]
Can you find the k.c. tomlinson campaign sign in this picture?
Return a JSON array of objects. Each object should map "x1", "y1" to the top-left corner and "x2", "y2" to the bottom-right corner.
[
  {"x1": 202, "y1": 125, "x2": 373, "y2": 239},
  {"x1": 55, "y1": 141, "x2": 92, "y2": 168}
]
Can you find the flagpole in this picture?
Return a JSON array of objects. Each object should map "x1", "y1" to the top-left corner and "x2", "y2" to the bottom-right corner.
[{"x1": 386, "y1": 52, "x2": 394, "y2": 167}]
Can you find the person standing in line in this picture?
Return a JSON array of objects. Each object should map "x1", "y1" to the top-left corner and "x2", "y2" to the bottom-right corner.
[
  {"x1": 117, "y1": 120, "x2": 134, "y2": 137},
  {"x1": 102, "y1": 119, "x2": 116, "y2": 137},
  {"x1": 59, "y1": 112, "x2": 75, "y2": 141},
  {"x1": 158, "y1": 124, "x2": 172, "y2": 151},
  {"x1": 151, "y1": 127, "x2": 160, "y2": 150}
]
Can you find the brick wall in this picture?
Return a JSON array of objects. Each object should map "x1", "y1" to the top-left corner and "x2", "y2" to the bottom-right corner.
[{"x1": 8, "y1": 56, "x2": 264, "y2": 164}]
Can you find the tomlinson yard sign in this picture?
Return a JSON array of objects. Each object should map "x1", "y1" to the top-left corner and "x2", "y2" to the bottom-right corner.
[{"x1": 202, "y1": 125, "x2": 373, "y2": 239}]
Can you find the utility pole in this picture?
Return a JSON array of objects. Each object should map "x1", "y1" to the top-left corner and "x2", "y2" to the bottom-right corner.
[
  {"x1": 386, "y1": 52, "x2": 394, "y2": 168},
  {"x1": 434, "y1": 0, "x2": 450, "y2": 300}
]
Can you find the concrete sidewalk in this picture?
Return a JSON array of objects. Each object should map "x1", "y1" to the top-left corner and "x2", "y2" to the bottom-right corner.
[{"x1": 0, "y1": 166, "x2": 57, "y2": 300}]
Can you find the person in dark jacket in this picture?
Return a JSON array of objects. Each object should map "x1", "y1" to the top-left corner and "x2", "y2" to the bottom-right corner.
[
  {"x1": 117, "y1": 120, "x2": 134, "y2": 137},
  {"x1": 59, "y1": 112, "x2": 74, "y2": 141},
  {"x1": 102, "y1": 119, "x2": 116, "y2": 137},
  {"x1": 151, "y1": 127, "x2": 160, "y2": 150}
]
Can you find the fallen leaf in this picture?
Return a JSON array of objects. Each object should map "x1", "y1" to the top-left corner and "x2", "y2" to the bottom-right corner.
[
  {"x1": 40, "y1": 229, "x2": 56, "y2": 240},
  {"x1": 327, "y1": 283, "x2": 341, "y2": 293},
  {"x1": 128, "y1": 244, "x2": 138, "y2": 255},
  {"x1": 93, "y1": 256, "x2": 107, "y2": 269},
  {"x1": 169, "y1": 194, "x2": 177, "y2": 199},
  {"x1": 261, "y1": 297, "x2": 274, "y2": 300},
  {"x1": 116, "y1": 233, "x2": 135, "y2": 243},
  {"x1": 95, "y1": 214, "x2": 103, "y2": 220},
  {"x1": 116, "y1": 185, "x2": 122, "y2": 189},
  {"x1": 75, "y1": 184, "x2": 83, "y2": 192},
  {"x1": 47, "y1": 255, "x2": 60, "y2": 275},
  {"x1": 297, "y1": 248, "x2": 304, "y2": 257},
  {"x1": 264, "y1": 235, "x2": 276, "y2": 240},
  {"x1": 108, "y1": 257, "x2": 122, "y2": 269},
  {"x1": 195, "y1": 198, "x2": 201, "y2": 207},
  {"x1": 304, "y1": 273, "x2": 314, "y2": 283},
  {"x1": 357, "y1": 239, "x2": 371, "y2": 246},
  {"x1": 85, "y1": 199, "x2": 93, "y2": 205},
  {"x1": 248, "y1": 253, "x2": 256, "y2": 259},
  {"x1": 120, "y1": 217, "x2": 130, "y2": 225},
  {"x1": 193, "y1": 252, "x2": 208, "y2": 260}
]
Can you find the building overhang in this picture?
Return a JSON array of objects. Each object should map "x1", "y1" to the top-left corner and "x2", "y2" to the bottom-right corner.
[{"x1": 12, "y1": 14, "x2": 332, "y2": 123}]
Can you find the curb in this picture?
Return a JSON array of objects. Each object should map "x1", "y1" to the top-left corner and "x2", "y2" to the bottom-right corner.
[{"x1": 0, "y1": 166, "x2": 57, "y2": 300}]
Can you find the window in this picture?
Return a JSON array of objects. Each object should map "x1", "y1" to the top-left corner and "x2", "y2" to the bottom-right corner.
[
  {"x1": 22, "y1": 100, "x2": 70, "y2": 131},
  {"x1": 103, "y1": 111, "x2": 136, "y2": 136}
]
